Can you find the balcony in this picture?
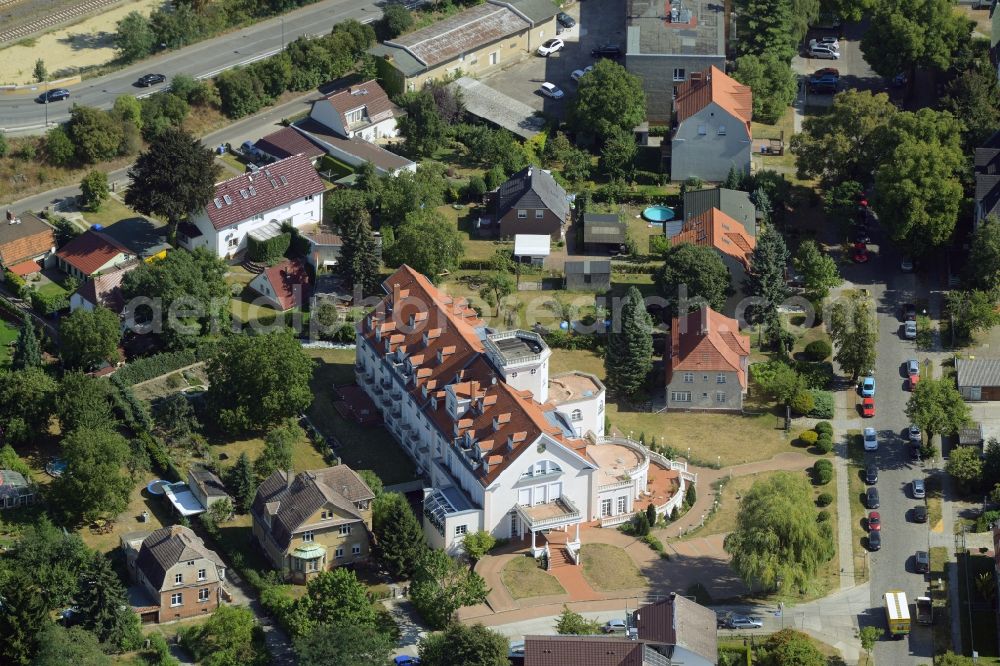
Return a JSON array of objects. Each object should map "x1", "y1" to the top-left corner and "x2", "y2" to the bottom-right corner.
[{"x1": 515, "y1": 496, "x2": 581, "y2": 531}]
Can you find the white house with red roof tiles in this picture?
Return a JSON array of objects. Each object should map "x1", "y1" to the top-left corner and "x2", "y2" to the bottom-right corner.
[
  {"x1": 309, "y1": 79, "x2": 402, "y2": 142},
  {"x1": 356, "y1": 265, "x2": 697, "y2": 558},
  {"x1": 248, "y1": 258, "x2": 311, "y2": 311},
  {"x1": 178, "y1": 154, "x2": 324, "y2": 259},
  {"x1": 665, "y1": 306, "x2": 751, "y2": 411},
  {"x1": 670, "y1": 66, "x2": 753, "y2": 182}
]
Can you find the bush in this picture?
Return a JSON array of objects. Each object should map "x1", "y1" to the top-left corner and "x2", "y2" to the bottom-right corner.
[
  {"x1": 814, "y1": 421, "x2": 833, "y2": 437},
  {"x1": 804, "y1": 339, "x2": 832, "y2": 361},
  {"x1": 817, "y1": 509, "x2": 831, "y2": 522},
  {"x1": 29, "y1": 288, "x2": 67, "y2": 315},
  {"x1": 794, "y1": 360, "x2": 834, "y2": 389},
  {"x1": 642, "y1": 534, "x2": 668, "y2": 559},
  {"x1": 806, "y1": 390, "x2": 834, "y2": 418},
  {"x1": 790, "y1": 390, "x2": 815, "y2": 416},
  {"x1": 112, "y1": 350, "x2": 197, "y2": 386},
  {"x1": 246, "y1": 232, "x2": 291, "y2": 264},
  {"x1": 798, "y1": 430, "x2": 818, "y2": 446},
  {"x1": 816, "y1": 492, "x2": 833, "y2": 507},
  {"x1": 815, "y1": 434, "x2": 833, "y2": 454},
  {"x1": 813, "y1": 459, "x2": 833, "y2": 485}
]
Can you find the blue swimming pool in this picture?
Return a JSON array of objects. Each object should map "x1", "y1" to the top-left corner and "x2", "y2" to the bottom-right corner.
[{"x1": 642, "y1": 206, "x2": 675, "y2": 222}]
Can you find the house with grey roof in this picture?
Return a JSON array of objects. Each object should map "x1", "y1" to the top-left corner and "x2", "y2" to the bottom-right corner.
[
  {"x1": 975, "y1": 130, "x2": 1000, "y2": 230},
  {"x1": 370, "y1": 0, "x2": 559, "y2": 96},
  {"x1": 625, "y1": 0, "x2": 727, "y2": 123},
  {"x1": 582, "y1": 213, "x2": 627, "y2": 254},
  {"x1": 564, "y1": 260, "x2": 611, "y2": 291},
  {"x1": 634, "y1": 592, "x2": 718, "y2": 665},
  {"x1": 682, "y1": 187, "x2": 757, "y2": 236},
  {"x1": 121, "y1": 525, "x2": 227, "y2": 623},
  {"x1": 251, "y1": 466, "x2": 375, "y2": 583},
  {"x1": 956, "y1": 357, "x2": 1000, "y2": 401},
  {"x1": 0, "y1": 470, "x2": 35, "y2": 510},
  {"x1": 495, "y1": 166, "x2": 569, "y2": 240},
  {"x1": 187, "y1": 466, "x2": 231, "y2": 511}
]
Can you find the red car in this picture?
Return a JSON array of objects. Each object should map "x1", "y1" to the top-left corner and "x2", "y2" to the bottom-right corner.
[
  {"x1": 861, "y1": 396, "x2": 875, "y2": 417},
  {"x1": 853, "y1": 248, "x2": 869, "y2": 263},
  {"x1": 867, "y1": 511, "x2": 881, "y2": 531},
  {"x1": 907, "y1": 359, "x2": 920, "y2": 389}
]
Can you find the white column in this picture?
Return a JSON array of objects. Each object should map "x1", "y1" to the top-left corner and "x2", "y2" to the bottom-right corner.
[
  {"x1": 575, "y1": 522, "x2": 580, "y2": 541},
  {"x1": 531, "y1": 529, "x2": 536, "y2": 550}
]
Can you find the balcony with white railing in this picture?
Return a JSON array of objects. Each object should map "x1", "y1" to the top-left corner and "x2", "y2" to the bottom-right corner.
[{"x1": 515, "y1": 496, "x2": 581, "y2": 531}]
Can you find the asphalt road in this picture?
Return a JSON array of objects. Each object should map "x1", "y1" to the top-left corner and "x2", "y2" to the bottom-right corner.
[
  {"x1": 0, "y1": 0, "x2": 381, "y2": 134},
  {"x1": 842, "y1": 234, "x2": 936, "y2": 662}
]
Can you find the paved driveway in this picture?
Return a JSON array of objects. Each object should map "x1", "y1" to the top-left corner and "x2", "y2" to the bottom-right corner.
[
  {"x1": 793, "y1": 19, "x2": 880, "y2": 107},
  {"x1": 481, "y1": 0, "x2": 626, "y2": 117}
]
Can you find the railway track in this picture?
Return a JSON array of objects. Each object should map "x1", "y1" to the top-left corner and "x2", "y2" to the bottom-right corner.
[{"x1": 0, "y1": 0, "x2": 122, "y2": 46}]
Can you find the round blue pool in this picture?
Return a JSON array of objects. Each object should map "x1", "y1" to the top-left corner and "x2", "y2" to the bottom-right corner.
[{"x1": 642, "y1": 205, "x2": 675, "y2": 222}]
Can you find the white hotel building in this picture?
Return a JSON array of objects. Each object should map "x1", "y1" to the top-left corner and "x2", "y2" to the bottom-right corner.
[{"x1": 355, "y1": 266, "x2": 695, "y2": 561}]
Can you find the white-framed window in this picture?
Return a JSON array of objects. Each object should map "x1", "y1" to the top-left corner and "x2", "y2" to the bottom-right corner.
[
  {"x1": 672, "y1": 68, "x2": 686, "y2": 81},
  {"x1": 455, "y1": 525, "x2": 468, "y2": 537},
  {"x1": 335, "y1": 548, "x2": 344, "y2": 558},
  {"x1": 716, "y1": 392, "x2": 727, "y2": 403},
  {"x1": 490, "y1": 51, "x2": 498, "y2": 65},
  {"x1": 197, "y1": 569, "x2": 206, "y2": 581},
  {"x1": 302, "y1": 531, "x2": 314, "y2": 543},
  {"x1": 598, "y1": 402, "x2": 604, "y2": 414},
  {"x1": 339, "y1": 525, "x2": 351, "y2": 535},
  {"x1": 352, "y1": 544, "x2": 361, "y2": 555},
  {"x1": 170, "y1": 593, "x2": 183, "y2": 607},
  {"x1": 535, "y1": 209, "x2": 544, "y2": 219},
  {"x1": 306, "y1": 558, "x2": 321, "y2": 571},
  {"x1": 346, "y1": 108, "x2": 365, "y2": 124},
  {"x1": 697, "y1": 125, "x2": 707, "y2": 135},
  {"x1": 718, "y1": 125, "x2": 727, "y2": 135},
  {"x1": 174, "y1": 573, "x2": 183, "y2": 585},
  {"x1": 682, "y1": 372, "x2": 694, "y2": 383},
  {"x1": 227, "y1": 237, "x2": 239, "y2": 248},
  {"x1": 671, "y1": 391, "x2": 692, "y2": 403},
  {"x1": 198, "y1": 588, "x2": 210, "y2": 603},
  {"x1": 601, "y1": 498, "x2": 612, "y2": 517},
  {"x1": 616, "y1": 496, "x2": 627, "y2": 514},
  {"x1": 321, "y1": 510, "x2": 331, "y2": 519},
  {"x1": 517, "y1": 209, "x2": 527, "y2": 219},
  {"x1": 716, "y1": 373, "x2": 727, "y2": 384},
  {"x1": 571, "y1": 409, "x2": 582, "y2": 422}
]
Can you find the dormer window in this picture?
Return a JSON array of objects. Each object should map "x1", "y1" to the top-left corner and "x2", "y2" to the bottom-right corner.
[
  {"x1": 492, "y1": 417, "x2": 499, "y2": 432},
  {"x1": 506, "y1": 435, "x2": 514, "y2": 451},
  {"x1": 431, "y1": 397, "x2": 438, "y2": 410},
  {"x1": 437, "y1": 350, "x2": 443, "y2": 364}
]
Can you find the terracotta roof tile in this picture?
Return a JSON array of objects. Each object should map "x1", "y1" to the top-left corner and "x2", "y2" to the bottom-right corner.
[
  {"x1": 255, "y1": 257, "x2": 311, "y2": 311},
  {"x1": 674, "y1": 66, "x2": 752, "y2": 138},
  {"x1": 206, "y1": 154, "x2": 324, "y2": 231},
  {"x1": 254, "y1": 126, "x2": 326, "y2": 161},
  {"x1": 55, "y1": 229, "x2": 133, "y2": 277},
  {"x1": 668, "y1": 306, "x2": 750, "y2": 387},
  {"x1": 73, "y1": 261, "x2": 140, "y2": 313},
  {"x1": 672, "y1": 207, "x2": 755, "y2": 268},
  {"x1": 320, "y1": 80, "x2": 399, "y2": 132}
]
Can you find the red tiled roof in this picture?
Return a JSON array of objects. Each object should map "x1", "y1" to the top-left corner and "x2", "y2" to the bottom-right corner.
[
  {"x1": 254, "y1": 126, "x2": 326, "y2": 161},
  {"x1": 256, "y1": 258, "x2": 311, "y2": 311},
  {"x1": 55, "y1": 229, "x2": 133, "y2": 277},
  {"x1": 674, "y1": 66, "x2": 752, "y2": 138},
  {"x1": 7, "y1": 259, "x2": 42, "y2": 276},
  {"x1": 73, "y1": 261, "x2": 139, "y2": 314},
  {"x1": 0, "y1": 211, "x2": 54, "y2": 267},
  {"x1": 668, "y1": 306, "x2": 751, "y2": 387},
  {"x1": 205, "y1": 154, "x2": 324, "y2": 231},
  {"x1": 320, "y1": 80, "x2": 398, "y2": 131},
  {"x1": 672, "y1": 208, "x2": 755, "y2": 269}
]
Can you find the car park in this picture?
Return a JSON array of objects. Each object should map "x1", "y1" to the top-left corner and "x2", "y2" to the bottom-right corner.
[
  {"x1": 860, "y1": 376, "x2": 875, "y2": 397},
  {"x1": 37, "y1": 88, "x2": 70, "y2": 102},
  {"x1": 728, "y1": 616, "x2": 763, "y2": 630},
  {"x1": 909, "y1": 424, "x2": 922, "y2": 443},
  {"x1": 866, "y1": 487, "x2": 880, "y2": 509},
  {"x1": 810, "y1": 37, "x2": 840, "y2": 51},
  {"x1": 539, "y1": 82, "x2": 564, "y2": 99},
  {"x1": 907, "y1": 359, "x2": 920, "y2": 388},
  {"x1": 915, "y1": 550, "x2": 929, "y2": 573},
  {"x1": 912, "y1": 505, "x2": 928, "y2": 523},
  {"x1": 863, "y1": 427, "x2": 878, "y2": 451},
  {"x1": 904, "y1": 320, "x2": 917, "y2": 340},
  {"x1": 861, "y1": 396, "x2": 875, "y2": 418},
  {"x1": 603, "y1": 619, "x2": 628, "y2": 634},
  {"x1": 591, "y1": 44, "x2": 622, "y2": 58},
  {"x1": 868, "y1": 530, "x2": 881, "y2": 551},
  {"x1": 867, "y1": 511, "x2": 881, "y2": 531},
  {"x1": 865, "y1": 463, "x2": 878, "y2": 484},
  {"x1": 136, "y1": 73, "x2": 166, "y2": 87},
  {"x1": 912, "y1": 479, "x2": 926, "y2": 499},
  {"x1": 570, "y1": 65, "x2": 594, "y2": 82},
  {"x1": 556, "y1": 12, "x2": 576, "y2": 28},
  {"x1": 537, "y1": 38, "x2": 565, "y2": 56},
  {"x1": 808, "y1": 44, "x2": 840, "y2": 59}
]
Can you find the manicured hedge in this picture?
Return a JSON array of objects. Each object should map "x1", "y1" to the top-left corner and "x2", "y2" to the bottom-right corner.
[
  {"x1": 29, "y1": 289, "x2": 67, "y2": 315},
  {"x1": 804, "y1": 339, "x2": 832, "y2": 361},
  {"x1": 112, "y1": 350, "x2": 198, "y2": 386},
  {"x1": 814, "y1": 421, "x2": 833, "y2": 437},
  {"x1": 3, "y1": 269, "x2": 29, "y2": 299},
  {"x1": 246, "y1": 232, "x2": 291, "y2": 265},
  {"x1": 816, "y1": 492, "x2": 833, "y2": 507},
  {"x1": 543, "y1": 330, "x2": 604, "y2": 351},
  {"x1": 813, "y1": 459, "x2": 833, "y2": 485},
  {"x1": 798, "y1": 430, "x2": 818, "y2": 446},
  {"x1": 611, "y1": 262, "x2": 660, "y2": 275}
]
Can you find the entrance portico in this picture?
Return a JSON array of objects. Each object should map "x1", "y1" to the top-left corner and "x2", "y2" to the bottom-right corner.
[{"x1": 514, "y1": 496, "x2": 582, "y2": 560}]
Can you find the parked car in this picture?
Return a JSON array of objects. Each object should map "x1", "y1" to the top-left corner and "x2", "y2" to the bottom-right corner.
[
  {"x1": 908, "y1": 424, "x2": 922, "y2": 444},
  {"x1": 867, "y1": 511, "x2": 881, "y2": 531},
  {"x1": 866, "y1": 486, "x2": 880, "y2": 509},
  {"x1": 863, "y1": 427, "x2": 878, "y2": 451},
  {"x1": 903, "y1": 303, "x2": 917, "y2": 321},
  {"x1": 808, "y1": 44, "x2": 840, "y2": 59},
  {"x1": 903, "y1": 320, "x2": 917, "y2": 340},
  {"x1": 810, "y1": 37, "x2": 840, "y2": 51},
  {"x1": 912, "y1": 505, "x2": 928, "y2": 523},
  {"x1": 728, "y1": 616, "x2": 763, "y2": 630},
  {"x1": 37, "y1": 88, "x2": 70, "y2": 102},
  {"x1": 912, "y1": 478, "x2": 926, "y2": 499},
  {"x1": 716, "y1": 611, "x2": 733, "y2": 628},
  {"x1": 915, "y1": 550, "x2": 929, "y2": 573},
  {"x1": 814, "y1": 67, "x2": 840, "y2": 78},
  {"x1": 891, "y1": 72, "x2": 908, "y2": 88},
  {"x1": 394, "y1": 657, "x2": 420, "y2": 666},
  {"x1": 860, "y1": 376, "x2": 876, "y2": 397},
  {"x1": 556, "y1": 11, "x2": 576, "y2": 28},
  {"x1": 907, "y1": 359, "x2": 920, "y2": 388},
  {"x1": 539, "y1": 82, "x2": 564, "y2": 99},
  {"x1": 853, "y1": 247, "x2": 869, "y2": 263},
  {"x1": 807, "y1": 78, "x2": 838, "y2": 94},
  {"x1": 571, "y1": 65, "x2": 594, "y2": 82},
  {"x1": 861, "y1": 396, "x2": 875, "y2": 418},
  {"x1": 853, "y1": 228, "x2": 871, "y2": 244},
  {"x1": 868, "y1": 530, "x2": 881, "y2": 551},
  {"x1": 136, "y1": 73, "x2": 166, "y2": 87},
  {"x1": 865, "y1": 463, "x2": 878, "y2": 484},
  {"x1": 591, "y1": 44, "x2": 622, "y2": 58},
  {"x1": 814, "y1": 12, "x2": 842, "y2": 29},
  {"x1": 537, "y1": 38, "x2": 565, "y2": 56},
  {"x1": 900, "y1": 256, "x2": 915, "y2": 272},
  {"x1": 602, "y1": 619, "x2": 628, "y2": 634}
]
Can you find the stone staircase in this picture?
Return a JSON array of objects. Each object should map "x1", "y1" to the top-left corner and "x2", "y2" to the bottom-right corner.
[
  {"x1": 242, "y1": 259, "x2": 266, "y2": 274},
  {"x1": 547, "y1": 546, "x2": 571, "y2": 569}
]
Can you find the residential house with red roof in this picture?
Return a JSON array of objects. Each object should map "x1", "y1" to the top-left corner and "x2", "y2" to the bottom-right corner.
[
  {"x1": 356, "y1": 265, "x2": 697, "y2": 558},
  {"x1": 671, "y1": 206, "x2": 756, "y2": 298},
  {"x1": 247, "y1": 258, "x2": 311, "y2": 311},
  {"x1": 670, "y1": 66, "x2": 753, "y2": 182},
  {"x1": 55, "y1": 228, "x2": 136, "y2": 280},
  {"x1": 69, "y1": 260, "x2": 139, "y2": 315},
  {"x1": 665, "y1": 305, "x2": 750, "y2": 411},
  {"x1": 310, "y1": 79, "x2": 401, "y2": 142},
  {"x1": 0, "y1": 210, "x2": 55, "y2": 277},
  {"x1": 178, "y1": 154, "x2": 324, "y2": 259}
]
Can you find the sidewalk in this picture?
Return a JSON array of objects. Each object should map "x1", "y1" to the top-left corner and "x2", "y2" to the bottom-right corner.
[{"x1": 831, "y1": 388, "x2": 858, "y2": 590}]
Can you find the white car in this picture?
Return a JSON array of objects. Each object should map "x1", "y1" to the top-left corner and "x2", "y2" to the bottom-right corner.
[
  {"x1": 904, "y1": 320, "x2": 917, "y2": 340},
  {"x1": 809, "y1": 44, "x2": 840, "y2": 59},
  {"x1": 909, "y1": 424, "x2": 922, "y2": 443},
  {"x1": 536, "y1": 38, "x2": 565, "y2": 56},
  {"x1": 539, "y1": 82, "x2": 564, "y2": 99},
  {"x1": 863, "y1": 427, "x2": 878, "y2": 451},
  {"x1": 570, "y1": 65, "x2": 594, "y2": 82},
  {"x1": 810, "y1": 37, "x2": 840, "y2": 51}
]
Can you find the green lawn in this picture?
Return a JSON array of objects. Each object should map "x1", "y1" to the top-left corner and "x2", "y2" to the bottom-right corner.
[
  {"x1": 580, "y1": 543, "x2": 647, "y2": 592},
  {"x1": 501, "y1": 555, "x2": 566, "y2": 599},
  {"x1": 0, "y1": 319, "x2": 18, "y2": 368},
  {"x1": 35, "y1": 281, "x2": 68, "y2": 299},
  {"x1": 305, "y1": 348, "x2": 417, "y2": 486},
  {"x1": 80, "y1": 196, "x2": 147, "y2": 229},
  {"x1": 437, "y1": 203, "x2": 503, "y2": 261}
]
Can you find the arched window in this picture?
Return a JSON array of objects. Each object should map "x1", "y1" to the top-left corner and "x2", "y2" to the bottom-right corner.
[
  {"x1": 521, "y1": 460, "x2": 562, "y2": 478},
  {"x1": 571, "y1": 409, "x2": 582, "y2": 422}
]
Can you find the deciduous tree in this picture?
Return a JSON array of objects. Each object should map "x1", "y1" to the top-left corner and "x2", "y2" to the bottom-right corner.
[
  {"x1": 387, "y1": 209, "x2": 464, "y2": 281},
  {"x1": 794, "y1": 240, "x2": 841, "y2": 301},
  {"x1": 723, "y1": 472, "x2": 835, "y2": 591},
  {"x1": 67, "y1": 106, "x2": 125, "y2": 164},
  {"x1": 571, "y1": 59, "x2": 646, "y2": 141},
  {"x1": 761, "y1": 629, "x2": 825, "y2": 666},
  {"x1": 294, "y1": 622, "x2": 396, "y2": 666},
  {"x1": 906, "y1": 377, "x2": 971, "y2": 446},
  {"x1": 179, "y1": 605, "x2": 266, "y2": 666},
  {"x1": 59, "y1": 306, "x2": 121, "y2": 370},
  {"x1": 380, "y1": 4, "x2": 413, "y2": 38},
  {"x1": 397, "y1": 90, "x2": 447, "y2": 157},
  {"x1": 301, "y1": 568, "x2": 377, "y2": 628},
  {"x1": 556, "y1": 605, "x2": 602, "y2": 634},
  {"x1": 419, "y1": 622, "x2": 508, "y2": 666},
  {"x1": 732, "y1": 53, "x2": 798, "y2": 124},
  {"x1": 0, "y1": 367, "x2": 57, "y2": 444},
  {"x1": 861, "y1": 0, "x2": 973, "y2": 78},
  {"x1": 829, "y1": 293, "x2": 878, "y2": 381},
  {"x1": 462, "y1": 530, "x2": 496, "y2": 563},
  {"x1": 654, "y1": 242, "x2": 731, "y2": 315},
  {"x1": 966, "y1": 216, "x2": 1000, "y2": 291},
  {"x1": 56, "y1": 371, "x2": 118, "y2": 433},
  {"x1": 599, "y1": 125, "x2": 638, "y2": 180},
  {"x1": 115, "y1": 11, "x2": 155, "y2": 63},
  {"x1": 734, "y1": 0, "x2": 799, "y2": 61},
  {"x1": 372, "y1": 492, "x2": 426, "y2": 578},
  {"x1": 33, "y1": 59, "x2": 47, "y2": 83},
  {"x1": 946, "y1": 290, "x2": 1000, "y2": 343},
  {"x1": 604, "y1": 285, "x2": 653, "y2": 399},
  {"x1": 254, "y1": 421, "x2": 301, "y2": 481},
  {"x1": 411, "y1": 549, "x2": 489, "y2": 629},
  {"x1": 78, "y1": 169, "x2": 109, "y2": 212},
  {"x1": 857, "y1": 625, "x2": 883, "y2": 659},
  {"x1": 946, "y1": 444, "x2": 983, "y2": 493},
  {"x1": 479, "y1": 273, "x2": 515, "y2": 317},
  {"x1": 56, "y1": 426, "x2": 132, "y2": 522},
  {"x1": 33, "y1": 624, "x2": 111, "y2": 666}
]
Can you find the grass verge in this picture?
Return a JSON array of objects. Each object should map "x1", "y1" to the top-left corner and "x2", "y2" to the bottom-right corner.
[
  {"x1": 580, "y1": 543, "x2": 647, "y2": 592},
  {"x1": 500, "y1": 555, "x2": 566, "y2": 599}
]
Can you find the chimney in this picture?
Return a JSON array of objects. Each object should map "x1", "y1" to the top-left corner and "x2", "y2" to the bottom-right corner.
[
  {"x1": 699, "y1": 306, "x2": 709, "y2": 335},
  {"x1": 285, "y1": 470, "x2": 294, "y2": 490}
]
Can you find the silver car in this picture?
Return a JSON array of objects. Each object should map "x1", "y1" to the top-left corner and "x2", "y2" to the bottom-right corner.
[
  {"x1": 912, "y1": 479, "x2": 926, "y2": 499},
  {"x1": 809, "y1": 44, "x2": 840, "y2": 59},
  {"x1": 904, "y1": 320, "x2": 917, "y2": 339},
  {"x1": 728, "y1": 616, "x2": 763, "y2": 629}
]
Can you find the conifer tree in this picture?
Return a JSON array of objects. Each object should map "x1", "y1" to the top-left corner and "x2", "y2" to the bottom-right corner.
[
  {"x1": 11, "y1": 316, "x2": 41, "y2": 370},
  {"x1": 604, "y1": 286, "x2": 653, "y2": 399},
  {"x1": 227, "y1": 452, "x2": 257, "y2": 513},
  {"x1": 339, "y1": 209, "x2": 381, "y2": 296},
  {"x1": 76, "y1": 552, "x2": 142, "y2": 652}
]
